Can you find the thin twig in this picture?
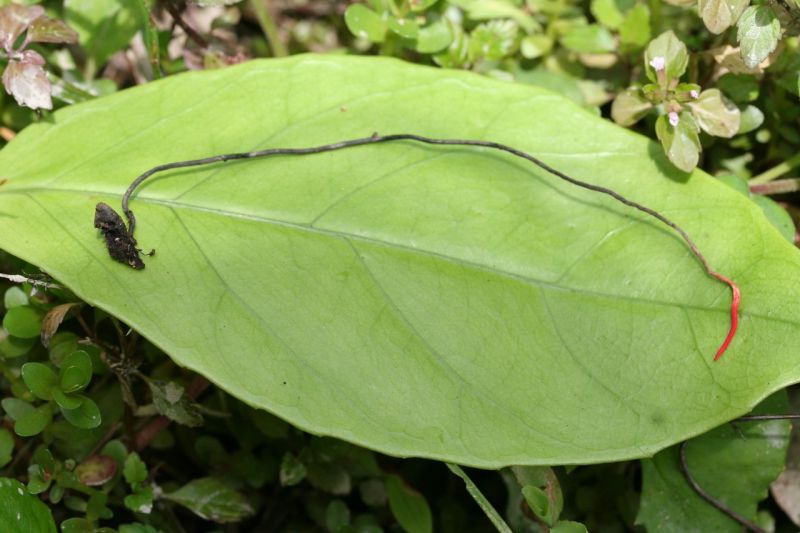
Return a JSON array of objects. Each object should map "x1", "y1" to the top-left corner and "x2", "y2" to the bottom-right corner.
[
  {"x1": 679, "y1": 441, "x2": 766, "y2": 533},
  {"x1": 165, "y1": 2, "x2": 208, "y2": 48},
  {"x1": 0, "y1": 272, "x2": 62, "y2": 290},
  {"x1": 749, "y1": 178, "x2": 800, "y2": 195},
  {"x1": 736, "y1": 414, "x2": 800, "y2": 421},
  {"x1": 116, "y1": 133, "x2": 740, "y2": 360}
]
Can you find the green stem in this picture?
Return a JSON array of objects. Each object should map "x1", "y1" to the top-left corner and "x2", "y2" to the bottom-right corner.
[
  {"x1": 648, "y1": 0, "x2": 662, "y2": 35},
  {"x1": 249, "y1": 0, "x2": 288, "y2": 57},
  {"x1": 134, "y1": 0, "x2": 162, "y2": 79},
  {"x1": 446, "y1": 464, "x2": 513, "y2": 533},
  {"x1": 750, "y1": 152, "x2": 800, "y2": 184}
]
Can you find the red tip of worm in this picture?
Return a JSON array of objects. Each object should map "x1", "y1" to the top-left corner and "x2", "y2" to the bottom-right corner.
[{"x1": 710, "y1": 273, "x2": 740, "y2": 361}]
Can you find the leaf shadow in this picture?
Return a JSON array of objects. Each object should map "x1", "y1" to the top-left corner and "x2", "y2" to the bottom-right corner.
[{"x1": 647, "y1": 141, "x2": 692, "y2": 184}]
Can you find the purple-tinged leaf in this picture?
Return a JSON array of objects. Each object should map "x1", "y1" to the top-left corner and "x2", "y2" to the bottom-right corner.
[
  {"x1": 2, "y1": 51, "x2": 52, "y2": 110},
  {"x1": 611, "y1": 88, "x2": 653, "y2": 126},
  {"x1": 27, "y1": 17, "x2": 78, "y2": 45},
  {"x1": 0, "y1": 4, "x2": 44, "y2": 52},
  {"x1": 687, "y1": 88, "x2": 741, "y2": 138}
]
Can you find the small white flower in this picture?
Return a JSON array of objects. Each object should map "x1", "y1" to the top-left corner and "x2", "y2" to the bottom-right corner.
[
  {"x1": 668, "y1": 111, "x2": 679, "y2": 127},
  {"x1": 690, "y1": 89, "x2": 699, "y2": 99},
  {"x1": 649, "y1": 56, "x2": 666, "y2": 71}
]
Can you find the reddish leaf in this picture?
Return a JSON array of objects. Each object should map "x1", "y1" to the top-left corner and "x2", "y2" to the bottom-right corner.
[
  {"x1": 75, "y1": 455, "x2": 117, "y2": 486},
  {"x1": 0, "y1": 4, "x2": 44, "y2": 51},
  {"x1": 2, "y1": 51, "x2": 52, "y2": 110}
]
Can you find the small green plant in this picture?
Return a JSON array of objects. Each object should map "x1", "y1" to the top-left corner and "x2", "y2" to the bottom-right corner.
[{"x1": 612, "y1": 30, "x2": 741, "y2": 171}]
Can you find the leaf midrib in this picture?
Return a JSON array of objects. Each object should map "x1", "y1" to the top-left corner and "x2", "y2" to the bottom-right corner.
[{"x1": 2, "y1": 185, "x2": 748, "y2": 324}]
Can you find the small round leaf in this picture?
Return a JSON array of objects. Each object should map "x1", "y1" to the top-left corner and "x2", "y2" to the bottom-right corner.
[
  {"x1": 385, "y1": 474, "x2": 432, "y2": 533},
  {"x1": 0, "y1": 477, "x2": 56, "y2": 532},
  {"x1": 14, "y1": 405, "x2": 51, "y2": 437},
  {"x1": 344, "y1": 5, "x2": 387, "y2": 43},
  {"x1": 60, "y1": 396, "x2": 101, "y2": 429},
  {"x1": 3, "y1": 286, "x2": 28, "y2": 309},
  {"x1": 52, "y1": 388, "x2": 82, "y2": 410},
  {"x1": 416, "y1": 21, "x2": 452, "y2": 53},
  {"x1": 75, "y1": 455, "x2": 117, "y2": 486},
  {"x1": 387, "y1": 16, "x2": 418, "y2": 39},
  {"x1": 3, "y1": 306, "x2": 42, "y2": 339},
  {"x1": 59, "y1": 350, "x2": 92, "y2": 393},
  {"x1": 21, "y1": 362, "x2": 58, "y2": 401},
  {"x1": 0, "y1": 331, "x2": 36, "y2": 358}
]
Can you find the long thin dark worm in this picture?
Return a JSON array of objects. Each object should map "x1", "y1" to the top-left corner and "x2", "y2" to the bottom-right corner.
[{"x1": 115, "y1": 133, "x2": 740, "y2": 360}]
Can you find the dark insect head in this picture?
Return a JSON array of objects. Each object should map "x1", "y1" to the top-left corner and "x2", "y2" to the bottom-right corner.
[{"x1": 94, "y1": 202, "x2": 146, "y2": 270}]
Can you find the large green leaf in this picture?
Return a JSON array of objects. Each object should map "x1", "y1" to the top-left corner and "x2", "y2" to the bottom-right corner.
[{"x1": 0, "y1": 55, "x2": 799, "y2": 466}]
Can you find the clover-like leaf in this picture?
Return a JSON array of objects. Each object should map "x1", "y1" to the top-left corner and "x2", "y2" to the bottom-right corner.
[
  {"x1": 699, "y1": 0, "x2": 749, "y2": 34},
  {"x1": 737, "y1": 6, "x2": 781, "y2": 69},
  {"x1": 687, "y1": 89, "x2": 741, "y2": 137},
  {"x1": 656, "y1": 111, "x2": 700, "y2": 172},
  {"x1": 645, "y1": 30, "x2": 689, "y2": 86},
  {"x1": 2, "y1": 51, "x2": 52, "y2": 110}
]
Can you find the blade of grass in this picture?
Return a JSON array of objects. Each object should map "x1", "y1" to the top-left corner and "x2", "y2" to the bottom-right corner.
[
  {"x1": 249, "y1": 0, "x2": 288, "y2": 57},
  {"x1": 446, "y1": 463, "x2": 513, "y2": 533},
  {"x1": 134, "y1": 0, "x2": 161, "y2": 79}
]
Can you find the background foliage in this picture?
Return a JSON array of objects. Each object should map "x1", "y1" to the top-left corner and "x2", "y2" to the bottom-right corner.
[{"x1": 0, "y1": 0, "x2": 799, "y2": 531}]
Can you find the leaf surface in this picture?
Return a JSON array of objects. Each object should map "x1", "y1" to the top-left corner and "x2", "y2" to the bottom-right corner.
[{"x1": 1, "y1": 56, "x2": 800, "y2": 466}]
